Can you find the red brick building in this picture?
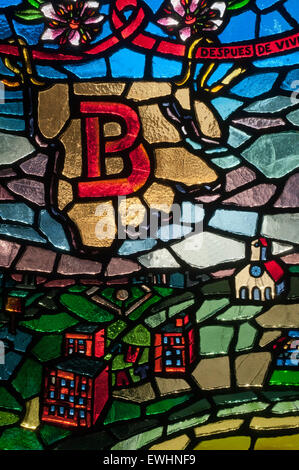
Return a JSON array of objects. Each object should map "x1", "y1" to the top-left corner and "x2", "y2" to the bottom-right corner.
[
  {"x1": 64, "y1": 324, "x2": 105, "y2": 359},
  {"x1": 154, "y1": 310, "x2": 196, "y2": 374},
  {"x1": 41, "y1": 323, "x2": 109, "y2": 429}
]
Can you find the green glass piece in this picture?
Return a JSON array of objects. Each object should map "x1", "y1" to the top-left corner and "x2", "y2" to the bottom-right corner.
[
  {"x1": 167, "y1": 414, "x2": 210, "y2": 435},
  {"x1": 112, "y1": 354, "x2": 131, "y2": 371},
  {"x1": 39, "y1": 424, "x2": 71, "y2": 446},
  {"x1": 104, "y1": 400, "x2": 140, "y2": 425},
  {"x1": 100, "y1": 287, "x2": 122, "y2": 307},
  {"x1": 151, "y1": 291, "x2": 194, "y2": 313},
  {"x1": 235, "y1": 323, "x2": 257, "y2": 351},
  {"x1": 152, "y1": 286, "x2": 174, "y2": 297},
  {"x1": 138, "y1": 348, "x2": 149, "y2": 365},
  {"x1": 32, "y1": 335, "x2": 63, "y2": 362},
  {"x1": 271, "y1": 400, "x2": 299, "y2": 414},
  {"x1": 262, "y1": 390, "x2": 299, "y2": 402},
  {"x1": 124, "y1": 286, "x2": 145, "y2": 308},
  {"x1": 111, "y1": 427, "x2": 163, "y2": 451},
  {"x1": 0, "y1": 387, "x2": 22, "y2": 412},
  {"x1": 129, "y1": 368, "x2": 140, "y2": 383},
  {"x1": 196, "y1": 298, "x2": 230, "y2": 323},
  {"x1": 168, "y1": 399, "x2": 211, "y2": 422},
  {"x1": 25, "y1": 292, "x2": 43, "y2": 307},
  {"x1": 128, "y1": 295, "x2": 161, "y2": 321},
  {"x1": 60, "y1": 293, "x2": 115, "y2": 322},
  {"x1": 213, "y1": 391, "x2": 258, "y2": 406},
  {"x1": 200, "y1": 326, "x2": 234, "y2": 356},
  {"x1": 217, "y1": 305, "x2": 263, "y2": 321},
  {"x1": 145, "y1": 310, "x2": 167, "y2": 328},
  {"x1": 201, "y1": 280, "x2": 231, "y2": 295},
  {"x1": 20, "y1": 312, "x2": 78, "y2": 333},
  {"x1": 269, "y1": 370, "x2": 299, "y2": 386},
  {"x1": 146, "y1": 393, "x2": 193, "y2": 416},
  {"x1": 12, "y1": 358, "x2": 43, "y2": 400},
  {"x1": 107, "y1": 320, "x2": 127, "y2": 340},
  {"x1": 0, "y1": 411, "x2": 19, "y2": 427},
  {"x1": 0, "y1": 427, "x2": 44, "y2": 450},
  {"x1": 290, "y1": 266, "x2": 299, "y2": 273},
  {"x1": 8, "y1": 290, "x2": 29, "y2": 298},
  {"x1": 217, "y1": 401, "x2": 269, "y2": 418},
  {"x1": 168, "y1": 299, "x2": 195, "y2": 318},
  {"x1": 111, "y1": 373, "x2": 116, "y2": 387},
  {"x1": 123, "y1": 324, "x2": 151, "y2": 346},
  {"x1": 67, "y1": 285, "x2": 88, "y2": 293}
]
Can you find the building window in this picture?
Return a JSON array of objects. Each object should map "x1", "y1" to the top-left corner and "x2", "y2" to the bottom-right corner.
[
  {"x1": 163, "y1": 337, "x2": 168, "y2": 344},
  {"x1": 49, "y1": 405, "x2": 55, "y2": 414},
  {"x1": 69, "y1": 408, "x2": 75, "y2": 417},
  {"x1": 49, "y1": 391, "x2": 55, "y2": 399},
  {"x1": 70, "y1": 380, "x2": 74, "y2": 388},
  {"x1": 175, "y1": 337, "x2": 181, "y2": 344},
  {"x1": 80, "y1": 410, "x2": 85, "y2": 419},
  {"x1": 69, "y1": 396, "x2": 74, "y2": 403},
  {"x1": 59, "y1": 407, "x2": 65, "y2": 415},
  {"x1": 61, "y1": 379, "x2": 66, "y2": 387}
]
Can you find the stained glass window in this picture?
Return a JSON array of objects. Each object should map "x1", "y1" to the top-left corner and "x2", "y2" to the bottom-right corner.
[{"x1": 0, "y1": 0, "x2": 298, "y2": 456}]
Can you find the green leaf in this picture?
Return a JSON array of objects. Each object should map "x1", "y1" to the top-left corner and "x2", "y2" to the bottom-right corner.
[
  {"x1": 27, "y1": 0, "x2": 41, "y2": 8},
  {"x1": 228, "y1": 0, "x2": 252, "y2": 10},
  {"x1": 15, "y1": 9, "x2": 44, "y2": 21}
]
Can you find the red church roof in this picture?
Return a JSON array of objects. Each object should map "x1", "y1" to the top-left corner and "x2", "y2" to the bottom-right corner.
[
  {"x1": 259, "y1": 237, "x2": 268, "y2": 247},
  {"x1": 264, "y1": 260, "x2": 284, "y2": 282}
]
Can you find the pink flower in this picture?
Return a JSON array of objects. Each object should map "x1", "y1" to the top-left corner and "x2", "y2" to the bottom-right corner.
[
  {"x1": 40, "y1": 0, "x2": 105, "y2": 46},
  {"x1": 157, "y1": 0, "x2": 227, "y2": 41}
]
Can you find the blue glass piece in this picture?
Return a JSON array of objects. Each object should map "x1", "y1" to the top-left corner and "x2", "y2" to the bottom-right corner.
[
  {"x1": 211, "y1": 155, "x2": 241, "y2": 169},
  {"x1": 110, "y1": 49, "x2": 145, "y2": 78},
  {"x1": 152, "y1": 56, "x2": 182, "y2": 78},
  {"x1": 289, "y1": 331, "x2": 299, "y2": 338},
  {"x1": 38, "y1": 210, "x2": 70, "y2": 251},
  {"x1": 211, "y1": 97, "x2": 243, "y2": 120},
  {"x1": 250, "y1": 265, "x2": 262, "y2": 277},
  {"x1": 36, "y1": 66, "x2": 68, "y2": 79},
  {"x1": 145, "y1": 22, "x2": 169, "y2": 38},
  {"x1": 284, "y1": 0, "x2": 299, "y2": 24},
  {"x1": 165, "y1": 360, "x2": 172, "y2": 366},
  {"x1": 0, "y1": 224, "x2": 46, "y2": 244},
  {"x1": 3, "y1": 351, "x2": 22, "y2": 379},
  {"x1": 90, "y1": 20, "x2": 112, "y2": 43},
  {"x1": 0, "y1": 58, "x2": 14, "y2": 76},
  {"x1": 64, "y1": 58, "x2": 107, "y2": 79},
  {"x1": 0, "y1": 0, "x2": 22, "y2": 6},
  {"x1": 254, "y1": 51, "x2": 299, "y2": 68},
  {"x1": 228, "y1": 126, "x2": 251, "y2": 148},
  {"x1": 209, "y1": 209, "x2": 259, "y2": 237},
  {"x1": 181, "y1": 202, "x2": 205, "y2": 224},
  {"x1": 163, "y1": 337, "x2": 168, "y2": 344},
  {"x1": 186, "y1": 138, "x2": 202, "y2": 150},
  {"x1": 282, "y1": 68, "x2": 299, "y2": 92},
  {"x1": 144, "y1": 0, "x2": 164, "y2": 13},
  {"x1": 157, "y1": 224, "x2": 193, "y2": 242},
  {"x1": 118, "y1": 239, "x2": 157, "y2": 256},
  {"x1": 276, "y1": 359, "x2": 284, "y2": 366},
  {"x1": 205, "y1": 147, "x2": 228, "y2": 154},
  {"x1": 218, "y1": 10, "x2": 256, "y2": 43},
  {"x1": 256, "y1": 0, "x2": 280, "y2": 10},
  {"x1": 0, "y1": 15, "x2": 12, "y2": 40},
  {"x1": 3, "y1": 90, "x2": 23, "y2": 100},
  {"x1": 259, "y1": 10, "x2": 291, "y2": 37},
  {"x1": 207, "y1": 63, "x2": 234, "y2": 86},
  {"x1": 169, "y1": 273, "x2": 185, "y2": 288},
  {"x1": 12, "y1": 21, "x2": 44, "y2": 45},
  {"x1": 230, "y1": 73, "x2": 278, "y2": 98},
  {"x1": 0, "y1": 203, "x2": 34, "y2": 225},
  {"x1": 0, "y1": 101, "x2": 23, "y2": 116},
  {"x1": 0, "y1": 328, "x2": 32, "y2": 353},
  {"x1": 0, "y1": 117, "x2": 25, "y2": 132}
]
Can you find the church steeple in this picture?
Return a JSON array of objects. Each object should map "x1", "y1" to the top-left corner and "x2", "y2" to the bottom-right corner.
[{"x1": 250, "y1": 238, "x2": 268, "y2": 262}]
